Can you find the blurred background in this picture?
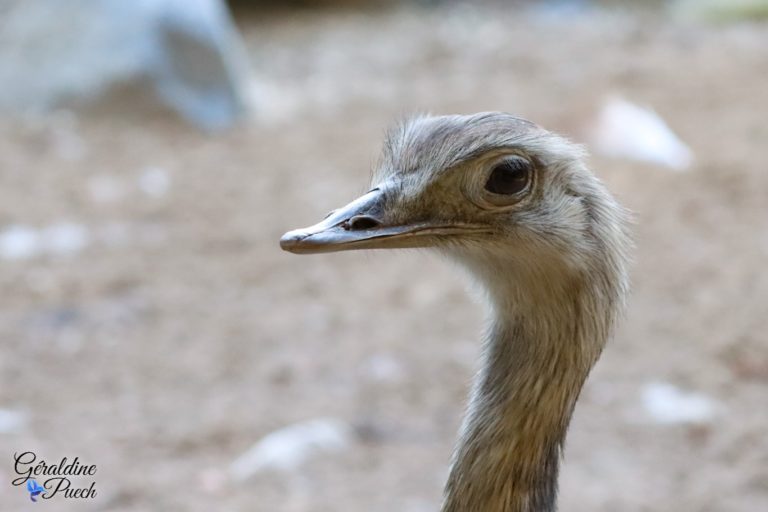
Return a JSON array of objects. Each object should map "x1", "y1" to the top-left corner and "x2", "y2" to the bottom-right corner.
[{"x1": 0, "y1": 0, "x2": 767, "y2": 510}]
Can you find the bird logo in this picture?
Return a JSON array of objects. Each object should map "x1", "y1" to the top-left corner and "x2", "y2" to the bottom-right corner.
[{"x1": 26, "y1": 479, "x2": 44, "y2": 502}]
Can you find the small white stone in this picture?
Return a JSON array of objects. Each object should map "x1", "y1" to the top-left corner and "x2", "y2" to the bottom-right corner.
[
  {"x1": 229, "y1": 418, "x2": 353, "y2": 481},
  {"x1": 590, "y1": 97, "x2": 693, "y2": 171},
  {"x1": 42, "y1": 222, "x2": 90, "y2": 256},
  {"x1": 0, "y1": 225, "x2": 42, "y2": 260},
  {"x1": 641, "y1": 381, "x2": 719, "y2": 425},
  {"x1": 0, "y1": 408, "x2": 27, "y2": 434},
  {"x1": 138, "y1": 167, "x2": 171, "y2": 198}
]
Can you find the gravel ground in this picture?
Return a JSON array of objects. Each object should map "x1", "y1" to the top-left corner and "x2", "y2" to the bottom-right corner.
[{"x1": 0, "y1": 4, "x2": 767, "y2": 511}]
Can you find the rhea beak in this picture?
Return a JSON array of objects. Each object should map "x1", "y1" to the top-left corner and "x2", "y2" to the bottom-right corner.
[{"x1": 280, "y1": 186, "x2": 487, "y2": 254}]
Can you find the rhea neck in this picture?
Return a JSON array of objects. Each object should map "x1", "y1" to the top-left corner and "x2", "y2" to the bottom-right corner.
[{"x1": 442, "y1": 249, "x2": 615, "y2": 512}]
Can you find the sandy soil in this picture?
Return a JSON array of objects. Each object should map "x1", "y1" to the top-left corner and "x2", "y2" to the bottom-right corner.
[{"x1": 0, "y1": 4, "x2": 767, "y2": 511}]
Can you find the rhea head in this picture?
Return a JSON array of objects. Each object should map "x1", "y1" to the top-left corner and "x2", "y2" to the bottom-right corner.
[{"x1": 281, "y1": 112, "x2": 629, "y2": 310}]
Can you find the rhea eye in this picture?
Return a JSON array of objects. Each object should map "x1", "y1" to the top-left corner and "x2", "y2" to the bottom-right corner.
[{"x1": 485, "y1": 159, "x2": 531, "y2": 195}]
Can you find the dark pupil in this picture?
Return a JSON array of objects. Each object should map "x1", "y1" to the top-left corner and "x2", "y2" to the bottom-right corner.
[{"x1": 485, "y1": 161, "x2": 530, "y2": 195}]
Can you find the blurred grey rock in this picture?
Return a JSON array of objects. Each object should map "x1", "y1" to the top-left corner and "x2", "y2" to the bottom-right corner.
[{"x1": 0, "y1": 0, "x2": 251, "y2": 130}]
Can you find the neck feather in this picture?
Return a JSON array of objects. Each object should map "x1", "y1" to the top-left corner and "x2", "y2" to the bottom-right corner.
[{"x1": 442, "y1": 253, "x2": 620, "y2": 512}]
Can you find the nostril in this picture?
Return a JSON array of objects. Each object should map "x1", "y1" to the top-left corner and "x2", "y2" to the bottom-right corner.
[{"x1": 347, "y1": 215, "x2": 381, "y2": 231}]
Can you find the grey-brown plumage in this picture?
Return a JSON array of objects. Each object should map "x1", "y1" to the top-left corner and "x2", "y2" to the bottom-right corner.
[{"x1": 281, "y1": 112, "x2": 632, "y2": 512}]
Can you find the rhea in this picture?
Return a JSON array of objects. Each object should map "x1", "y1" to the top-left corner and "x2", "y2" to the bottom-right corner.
[{"x1": 280, "y1": 113, "x2": 631, "y2": 512}]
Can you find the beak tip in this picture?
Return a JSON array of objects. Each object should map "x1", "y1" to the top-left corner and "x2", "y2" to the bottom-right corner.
[{"x1": 279, "y1": 230, "x2": 305, "y2": 253}]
